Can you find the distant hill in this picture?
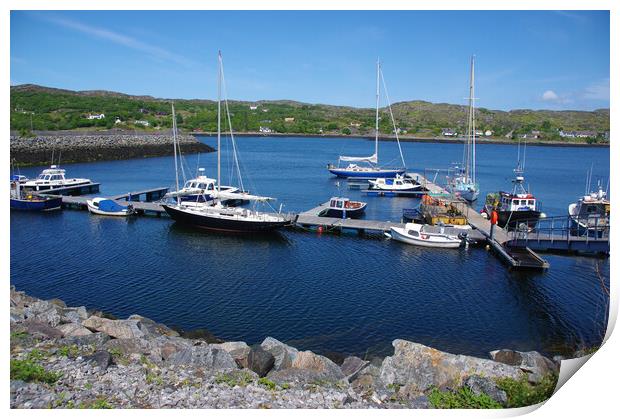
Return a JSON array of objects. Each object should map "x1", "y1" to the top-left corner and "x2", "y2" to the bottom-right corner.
[{"x1": 10, "y1": 84, "x2": 610, "y2": 142}]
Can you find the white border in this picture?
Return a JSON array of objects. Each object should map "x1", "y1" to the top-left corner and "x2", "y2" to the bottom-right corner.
[{"x1": 2, "y1": 2, "x2": 616, "y2": 418}]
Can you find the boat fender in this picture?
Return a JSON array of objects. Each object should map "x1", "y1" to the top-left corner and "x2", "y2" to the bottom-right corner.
[
  {"x1": 318, "y1": 226, "x2": 323, "y2": 233},
  {"x1": 421, "y1": 234, "x2": 429, "y2": 240}
]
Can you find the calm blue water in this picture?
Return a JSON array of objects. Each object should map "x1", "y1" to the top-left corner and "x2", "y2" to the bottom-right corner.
[{"x1": 10, "y1": 136, "x2": 610, "y2": 358}]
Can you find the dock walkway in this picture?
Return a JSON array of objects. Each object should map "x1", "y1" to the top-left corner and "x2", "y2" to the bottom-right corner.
[{"x1": 60, "y1": 196, "x2": 167, "y2": 216}]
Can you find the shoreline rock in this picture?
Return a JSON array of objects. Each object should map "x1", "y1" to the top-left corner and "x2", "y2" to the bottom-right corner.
[
  {"x1": 10, "y1": 133, "x2": 214, "y2": 166},
  {"x1": 9, "y1": 287, "x2": 562, "y2": 409}
]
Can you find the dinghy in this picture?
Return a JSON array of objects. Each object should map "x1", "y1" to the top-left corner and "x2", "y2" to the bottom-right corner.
[
  {"x1": 386, "y1": 223, "x2": 463, "y2": 248},
  {"x1": 87, "y1": 198, "x2": 135, "y2": 216}
]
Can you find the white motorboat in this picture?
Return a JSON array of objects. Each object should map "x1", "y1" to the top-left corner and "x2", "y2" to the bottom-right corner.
[
  {"x1": 22, "y1": 165, "x2": 91, "y2": 192},
  {"x1": 164, "y1": 168, "x2": 239, "y2": 203},
  {"x1": 386, "y1": 223, "x2": 463, "y2": 248},
  {"x1": 568, "y1": 180, "x2": 609, "y2": 236},
  {"x1": 87, "y1": 197, "x2": 135, "y2": 216},
  {"x1": 368, "y1": 174, "x2": 422, "y2": 191}
]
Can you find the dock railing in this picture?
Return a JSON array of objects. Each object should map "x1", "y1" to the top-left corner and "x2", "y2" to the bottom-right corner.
[{"x1": 509, "y1": 214, "x2": 610, "y2": 244}]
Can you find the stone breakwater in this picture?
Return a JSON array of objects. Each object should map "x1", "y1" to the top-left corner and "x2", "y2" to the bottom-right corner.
[
  {"x1": 10, "y1": 133, "x2": 214, "y2": 166},
  {"x1": 10, "y1": 288, "x2": 561, "y2": 409}
]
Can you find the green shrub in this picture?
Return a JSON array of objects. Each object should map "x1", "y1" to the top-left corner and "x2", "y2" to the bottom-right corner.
[
  {"x1": 215, "y1": 371, "x2": 254, "y2": 387},
  {"x1": 496, "y1": 374, "x2": 558, "y2": 408},
  {"x1": 428, "y1": 387, "x2": 502, "y2": 409},
  {"x1": 257, "y1": 377, "x2": 277, "y2": 390},
  {"x1": 10, "y1": 359, "x2": 61, "y2": 384}
]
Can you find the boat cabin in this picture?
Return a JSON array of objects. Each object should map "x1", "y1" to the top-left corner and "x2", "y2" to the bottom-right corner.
[
  {"x1": 329, "y1": 197, "x2": 364, "y2": 209},
  {"x1": 182, "y1": 177, "x2": 216, "y2": 191},
  {"x1": 498, "y1": 192, "x2": 537, "y2": 212},
  {"x1": 35, "y1": 167, "x2": 67, "y2": 184}
]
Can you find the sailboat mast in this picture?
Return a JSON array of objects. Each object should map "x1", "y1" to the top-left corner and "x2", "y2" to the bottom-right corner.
[
  {"x1": 470, "y1": 55, "x2": 476, "y2": 184},
  {"x1": 171, "y1": 103, "x2": 180, "y2": 204},
  {"x1": 217, "y1": 51, "x2": 222, "y2": 193},
  {"x1": 374, "y1": 58, "x2": 380, "y2": 163}
]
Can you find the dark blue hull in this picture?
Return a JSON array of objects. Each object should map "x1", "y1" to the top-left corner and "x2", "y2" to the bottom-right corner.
[
  {"x1": 320, "y1": 206, "x2": 366, "y2": 219},
  {"x1": 162, "y1": 204, "x2": 290, "y2": 233},
  {"x1": 10, "y1": 196, "x2": 62, "y2": 211},
  {"x1": 328, "y1": 168, "x2": 406, "y2": 178}
]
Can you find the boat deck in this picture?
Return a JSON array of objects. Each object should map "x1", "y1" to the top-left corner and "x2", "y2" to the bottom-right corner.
[{"x1": 33, "y1": 182, "x2": 101, "y2": 196}]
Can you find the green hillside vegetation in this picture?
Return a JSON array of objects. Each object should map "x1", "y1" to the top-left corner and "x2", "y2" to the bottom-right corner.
[{"x1": 10, "y1": 84, "x2": 610, "y2": 143}]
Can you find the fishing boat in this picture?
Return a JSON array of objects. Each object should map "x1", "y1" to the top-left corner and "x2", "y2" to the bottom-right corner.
[
  {"x1": 162, "y1": 51, "x2": 291, "y2": 233},
  {"x1": 87, "y1": 197, "x2": 136, "y2": 216},
  {"x1": 449, "y1": 56, "x2": 479, "y2": 202},
  {"x1": 386, "y1": 223, "x2": 464, "y2": 248},
  {"x1": 482, "y1": 144, "x2": 543, "y2": 229},
  {"x1": 22, "y1": 165, "x2": 92, "y2": 192},
  {"x1": 327, "y1": 59, "x2": 406, "y2": 178},
  {"x1": 10, "y1": 179, "x2": 62, "y2": 211},
  {"x1": 319, "y1": 197, "x2": 367, "y2": 219},
  {"x1": 568, "y1": 177, "x2": 609, "y2": 237},
  {"x1": 368, "y1": 174, "x2": 422, "y2": 191}
]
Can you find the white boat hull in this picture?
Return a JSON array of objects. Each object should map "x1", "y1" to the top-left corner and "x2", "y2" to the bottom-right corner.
[
  {"x1": 388, "y1": 226, "x2": 462, "y2": 248},
  {"x1": 87, "y1": 200, "x2": 134, "y2": 217}
]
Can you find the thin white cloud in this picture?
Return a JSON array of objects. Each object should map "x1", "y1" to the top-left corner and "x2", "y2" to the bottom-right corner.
[
  {"x1": 553, "y1": 11, "x2": 591, "y2": 24},
  {"x1": 38, "y1": 13, "x2": 194, "y2": 68},
  {"x1": 581, "y1": 78, "x2": 610, "y2": 101},
  {"x1": 542, "y1": 90, "x2": 559, "y2": 101}
]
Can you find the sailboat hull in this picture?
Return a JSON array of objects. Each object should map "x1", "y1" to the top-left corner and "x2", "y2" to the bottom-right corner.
[
  {"x1": 328, "y1": 167, "x2": 406, "y2": 178},
  {"x1": 162, "y1": 204, "x2": 290, "y2": 233}
]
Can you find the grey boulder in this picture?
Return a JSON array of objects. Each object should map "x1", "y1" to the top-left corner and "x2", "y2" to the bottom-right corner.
[{"x1": 380, "y1": 339, "x2": 523, "y2": 392}]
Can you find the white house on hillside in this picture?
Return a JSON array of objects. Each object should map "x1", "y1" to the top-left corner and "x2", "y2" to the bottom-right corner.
[{"x1": 87, "y1": 113, "x2": 105, "y2": 120}]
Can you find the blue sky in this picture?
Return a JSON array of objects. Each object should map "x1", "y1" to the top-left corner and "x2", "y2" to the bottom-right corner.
[{"x1": 10, "y1": 10, "x2": 610, "y2": 111}]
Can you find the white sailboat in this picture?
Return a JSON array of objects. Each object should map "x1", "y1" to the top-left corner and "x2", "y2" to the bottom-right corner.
[
  {"x1": 451, "y1": 55, "x2": 480, "y2": 202},
  {"x1": 327, "y1": 59, "x2": 406, "y2": 178},
  {"x1": 162, "y1": 51, "x2": 291, "y2": 233}
]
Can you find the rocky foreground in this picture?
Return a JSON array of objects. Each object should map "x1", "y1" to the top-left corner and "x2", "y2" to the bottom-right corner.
[
  {"x1": 10, "y1": 132, "x2": 214, "y2": 166},
  {"x1": 10, "y1": 288, "x2": 562, "y2": 409}
]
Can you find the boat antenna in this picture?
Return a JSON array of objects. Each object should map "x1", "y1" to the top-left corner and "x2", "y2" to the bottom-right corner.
[
  {"x1": 171, "y1": 102, "x2": 180, "y2": 204},
  {"x1": 379, "y1": 63, "x2": 406, "y2": 169},
  {"x1": 217, "y1": 51, "x2": 222, "y2": 193},
  {"x1": 374, "y1": 57, "x2": 380, "y2": 166}
]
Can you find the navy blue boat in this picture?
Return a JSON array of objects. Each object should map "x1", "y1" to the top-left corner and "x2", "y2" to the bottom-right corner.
[
  {"x1": 320, "y1": 197, "x2": 367, "y2": 219},
  {"x1": 327, "y1": 164, "x2": 405, "y2": 179},
  {"x1": 10, "y1": 178, "x2": 62, "y2": 211},
  {"x1": 10, "y1": 194, "x2": 62, "y2": 211}
]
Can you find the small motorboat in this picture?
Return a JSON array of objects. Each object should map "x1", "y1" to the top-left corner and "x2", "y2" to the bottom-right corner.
[
  {"x1": 386, "y1": 223, "x2": 463, "y2": 248},
  {"x1": 368, "y1": 174, "x2": 422, "y2": 191},
  {"x1": 320, "y1": 197, "x2": 367, "y2": 219},
  {"x1": 87, "y1": 198, "x2": 135, "y2": 216}
]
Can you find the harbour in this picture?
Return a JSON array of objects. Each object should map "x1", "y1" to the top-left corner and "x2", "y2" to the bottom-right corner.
[
  {"x1": 33, "y1": 168, "x2": 607, "y2": 272},
  {"x1": 10, "y1": 135, "x2": 610, "y2": 361}
]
